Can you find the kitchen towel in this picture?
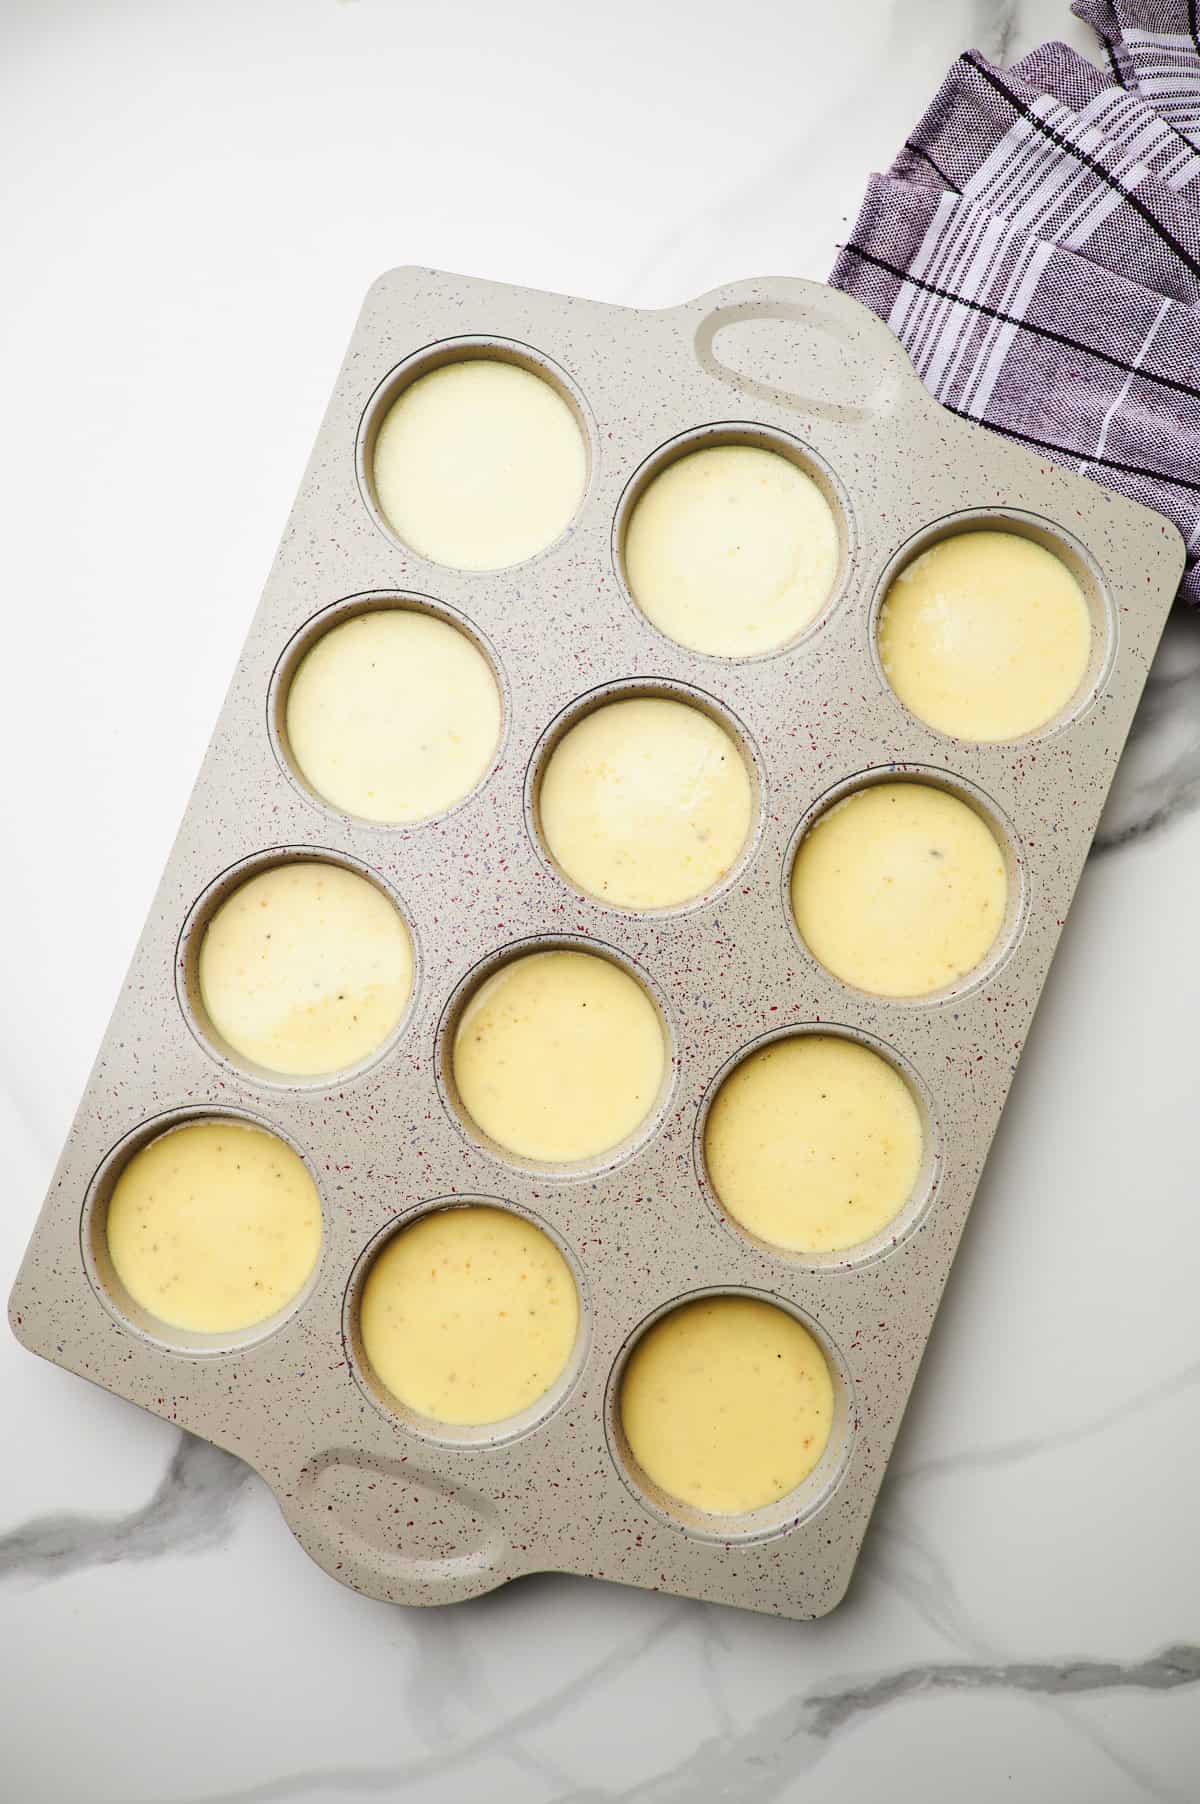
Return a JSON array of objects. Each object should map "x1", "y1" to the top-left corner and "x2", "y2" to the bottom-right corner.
[{"x1": 829, "y1": 4, "x2": 1200, "y2": 603}]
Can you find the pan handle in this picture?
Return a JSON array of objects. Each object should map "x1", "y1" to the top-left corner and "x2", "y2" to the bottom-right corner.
[
  {"x1": 686, "y1": 277, "x2": 925, "y2": 425},
  {"x1": 277, "y1": 1447, "x2": 512, "y2": 1607}
]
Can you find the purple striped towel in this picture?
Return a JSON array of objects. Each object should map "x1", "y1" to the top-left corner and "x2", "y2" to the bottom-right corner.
[{"x1": 829, "y1": 7, "x2": 1200, "y2": 603}]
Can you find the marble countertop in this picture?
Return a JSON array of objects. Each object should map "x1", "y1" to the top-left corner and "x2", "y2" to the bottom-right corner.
[{"x1": 3, "y1": 1, "x2": 1198, "y2": 1798}]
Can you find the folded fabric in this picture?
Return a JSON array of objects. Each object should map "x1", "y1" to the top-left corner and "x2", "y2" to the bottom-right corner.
[
  {"x1": 830, "y1": 11, "x2": 1200, "y2": 603},
  {"x1": 1074, "y1": 0, "x2": 1200, "y2": 141},
  {"x1": 894, "y1": 44, "x2": 1200, "y2": 201},
  {"x1": 1073, "y1": 0, "x2": 1139, "y2": 89}
]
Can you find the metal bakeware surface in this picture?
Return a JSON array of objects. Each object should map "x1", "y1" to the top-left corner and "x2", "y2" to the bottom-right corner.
[{"x1": 9, "y1": 270, "x2": 1183, "y2": 1619}]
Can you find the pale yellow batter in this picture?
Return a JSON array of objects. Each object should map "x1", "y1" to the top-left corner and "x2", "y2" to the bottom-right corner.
[
  {"x1": 539, "y1": 697, "x2": 753, "y2": 909},
  {"x1": 198, "y1": 862, "x2": 413, "y2": 1077},
  {"x1": 624, "y1": 445, "x2": 839, "y2": 657},
  {"x1": 106, "y1": 1120, "x2": 322, "y2": 1335},
  {"x1": 879, "y1": 530, "x2": 1092, "y2": 741},
  {"x1": 285, "y1": 609, "x2": 502, "y2": 823},
  {"x1": 790, "y1": 782, "x2": 1007, "y2": 998},
  {"x1": 705, "y1": 1035, "x2": 924, "y2": 1253},
  {"x1": 359, "y1": 1205, "x2": 579, "y2": 1425},
  {"x1": 372, "y1": 358, "x2": 587, "y2": 569},
  {"x1": 620, "y1": 1296, "x2": 834, "y2": 1515},
  {"x1": 452, "y1": 949, "x2": 666, "y2": 1164}
]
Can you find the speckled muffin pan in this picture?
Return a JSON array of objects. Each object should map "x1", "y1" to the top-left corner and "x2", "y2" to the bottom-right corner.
[{"x1": 9, "y1": 270, "x2": 1184, "y2": 1619}]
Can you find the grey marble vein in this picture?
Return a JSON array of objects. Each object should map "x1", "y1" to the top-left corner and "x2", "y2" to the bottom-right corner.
[
  {"x1": 614, "y1": 1644, "x2": 1200, "y2": 1804},
  {"x1": 891, "y1": 1354, "x2": 1200, "y2": 1489},
  {"x1": 393, "y1": 1584, "x2": 586, "y2": 1797},
  {"x1": 0, "y1": 1430, "x2": 250, "y2": 1582},
  {"x1": 1094, "y1": 612, "x2": 1200, "y2": 856},
  {"x1": 557, "y1": 1641, "x2": 1199, "y2": 1804},
  {"x1": 975, "y1": 0, "x2": 1019, "y2": 66},
  {"x1": 864, "y1": 1510, "x2": 1191, "y2": 1804},
  {"x1": 863, "y1": 1512, "x2": 987, "y2": 1654},
  {"x1": 807, "y1": 1643, "x2": 1200, "y2": 1740},
  {"x1": 151, "y1": 1639, "x2": 1200, "y2": 1804},
  {"x1": 153, "y1": 1603, "x2": 693, "y2": 1804}
]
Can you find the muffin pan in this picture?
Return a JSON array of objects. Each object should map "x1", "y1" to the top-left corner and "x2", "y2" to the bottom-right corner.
[{"x1": 9, "y1": 270, "x2": 1183, "y2": 1619}]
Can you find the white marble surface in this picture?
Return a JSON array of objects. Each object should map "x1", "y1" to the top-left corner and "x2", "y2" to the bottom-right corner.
[{"x1": 3, "y1": 1, "x2": 1199, "y2": 1798}]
